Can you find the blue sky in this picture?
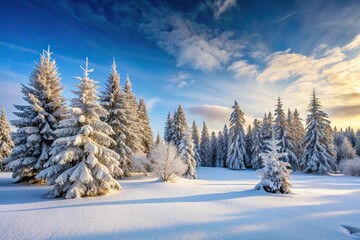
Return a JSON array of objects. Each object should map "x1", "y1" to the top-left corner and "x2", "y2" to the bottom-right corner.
[{"x1": 1, "y1": 0, "x2": 360, "y2": 134}]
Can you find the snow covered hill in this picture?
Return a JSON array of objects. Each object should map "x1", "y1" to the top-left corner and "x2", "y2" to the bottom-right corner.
[{"x1": 1, "y1": 167, "x2": 360, "y2": 240}]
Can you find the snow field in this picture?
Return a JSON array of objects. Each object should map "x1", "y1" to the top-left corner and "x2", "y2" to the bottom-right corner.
[{"x1": 1, "y1": 167, "x2": 360, "y2": 240}]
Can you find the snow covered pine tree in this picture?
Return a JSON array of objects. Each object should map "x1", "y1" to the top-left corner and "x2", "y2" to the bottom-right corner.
[
  {"x1": 255, "y1": 132, "x2": 292, "y2": 194},
  {"x1": 0, "y1": 107, "x2": 14, "y2": 170},
  {"x1": 200, "y1": 121, "x2": 211, "y2": 167},
  {"x1": 4, "y1": 47, "x2": 67, "y2": 183},
  {"x1": 250, "y1": 119, "x2": 265, "y2": 170},
  {"x1": 210, "y1": 131, "x2": 218, "y2": 167},
  {"x1": 274, "y1": 98, "x2": 298, "y2": 170},
  {"x1": 100, "y1": 60, "x2": 132, "y2": 177},
  {"x1": 36, "y1": 58, "x2": 122, "y2": 198},
  {"x1": 226, "y1": 101, "x2": 247, "y2": 170},
  {"x1": 300, "y1": 90, "x2": 337, "y2": 174},
  {"x1": 138, "y1": 98, "x2": 154, "y2": 154},
  {"x1": 191, "y1": 121, "x2": 202, "y2": 166},
  {"x1": 178, "y1": 128, "x2": 197, "y2": 179}
]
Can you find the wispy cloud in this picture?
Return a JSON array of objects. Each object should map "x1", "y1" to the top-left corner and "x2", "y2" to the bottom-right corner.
[
  {"x1": 272, "y1": 11, "x2": 298, "y2": 25},
  {"x1": 145, "y1": 97, "x2": 161, "y2": 112},
  {"x1": 166, "y1": 71, "x2": 193, "y2": 89},
  {"x1": 213, "y1": 0, "x2": 236, "y2": 19},
  {"x1": 227, "y1": 60, "x2": 259, "y2": 79},
  {"x1": 0, "y1": 41, "x2": 38, "y2": 54},
  {"x1": 140, "y1": 5, "x2": 246, "y2": 71}
]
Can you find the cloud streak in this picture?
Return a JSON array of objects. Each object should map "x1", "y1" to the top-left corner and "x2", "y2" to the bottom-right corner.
[
  {"x1": 214, "y1": 0, "x2": 236, "y2": 19},
  {"x1": 166, "y1": 71, "x2": 193, "y2": 88}
]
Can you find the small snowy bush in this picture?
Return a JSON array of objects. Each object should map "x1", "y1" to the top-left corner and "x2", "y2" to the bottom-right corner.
[
  {"x1": 339, "y1": 157, "x2": 360, "y2": 177},
  {"x1": 255, "y1": 135, "x2": 292, "y2": 194},
  {"x1": 130, "y1": 153, "x2": 152, "y2": 176},
  {"x1": 149, "y1": 143, "x2": 187, "y2": 182}
]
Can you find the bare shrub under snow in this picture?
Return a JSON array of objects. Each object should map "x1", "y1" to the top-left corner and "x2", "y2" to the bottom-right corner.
[
  {"x1": 339, "y1": 157, "x2": 360, "y2": 177},
  {"x1": 149, "y1": 143, "x2": 187, "y2": 182},
  {"x1": 130, "y1": 153, "x2": 152, "y2": 176}
]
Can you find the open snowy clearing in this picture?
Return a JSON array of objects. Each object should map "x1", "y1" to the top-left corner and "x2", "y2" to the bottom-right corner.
[{"x1": 1, "y1": 167, "x2": 360, "y2": 240}]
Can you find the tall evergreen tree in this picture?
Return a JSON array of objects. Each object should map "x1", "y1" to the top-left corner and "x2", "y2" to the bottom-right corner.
[
  {"x1": 216, "y1": 131, "x2": 226, "y2": 167},
  {"x1": 262, "y1": 111, "x2": 273, "y2": 152},
  {"x1": 0, "y1": 107, "x2": 14, "y2": 170},
  {"x1": 123, "y1": 76, "x2": 143, "y2": 154},
  {"x1": 170, "y1": 105, "x2": 188, "y2": 147},
  {"x1": 210, "y1": 131, "x2": 218, "y2": 167},
  {"x1": 164, "y1": 112, "x2": 173, "y2": 143},
  {"x1": 138, "y1": 98, "x2": 154, "y2": 154},
  {"x1": 226, "y1": 101, "x2": 247, "y2": 170},
  {"x1": 199, "y1": 121, "x2": 211, "y2": 166},
  {"x1": 245, "y1": 124, "x2": 253, "y2": 168},
  {"x1": 99, "y1": 60, "x2": 131, "y2": 177},
  {"x1": 274, "y1": 98, "x2": 298, "y2": 170},
  {"x1": 191, "y1": 121, "x2": 202, "y2": 166},
  {"x1": 300, "y1": 90, "x2": 337, "y2": 174},
  {"x1": 292, "y1": 109, "x2": 305, "y2": 158},
  {"x1": 179, "y1": 128, "x2": 197, "y2": 179},
  {"x1": 222, "y1": 124, "x2": 229, "y2": 167},
  {"x1": 251, "y1": 119, "x2": 265, "y2": 170},
  {"x1": 36, "y1": 58, "x2": 122, "y2": 198},
  {"x1": 4, "y1": 48, "x2": 67, "y2": 183}
]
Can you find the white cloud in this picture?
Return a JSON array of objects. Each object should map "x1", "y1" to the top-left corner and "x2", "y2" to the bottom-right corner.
[
  {"x1": 214, "y1": 0, "x2": 237, "y2": 19},
  {"x1": 167, "y1": 71, "x2": 193, "y2": 88},
  {"x1": 145, "y1": 97, "x2": 161, "y2": 112},
  {"x1": 141, "y1": 9, "x2": 246, "y2": 71},
  {"x1": 227, "y1": 60, "x2": 259, "y2": 79},
  {"x1": 256, "y1": 46, "x2": 345, "y2": 83},
  {"x1": 342, "y1": 34, "x2": 360, "y2": 51}
]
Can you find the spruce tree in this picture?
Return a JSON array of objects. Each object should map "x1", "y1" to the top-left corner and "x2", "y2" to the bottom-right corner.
[
  {"x1": 123, "y1": 76, "x2": 143, "y2": 154},
  {"x1": 179, "y1": 128, "x2": 197, "y2": 179},
  {"x1": 191, "y1": 121, "x2": 202, "y2": 166},
  {"x1": 171, "y1": 105, "x2": 188, "y2": 147},
  {"x1": 300, "y1": 90, "x2": 337, "y2": 174},
  {"x1": 0, "y1": 107, "x2": 14, "y2": 170},
  {"x1": 216, "y1": 131, "x2": 226, "y2": 167},
  {"x1": 262, "y1": 111, "x2": 273, "y2": 152},
  {"x1": 251, "y1": 119, "x2": 265, "y2": 170},
  {"x1": 199, "y1": 121, "x2": 211, "y2": 166},
  {"x1": 138, "y1": 98, "x2": 154, "y2": 154},
  {"x1": 245, "y1": 124, "x2": 253, "y2": 168},
  {"x1": 210, "y1": 131, "x2": 218, "y2": 167},
  {"x1": 226, "y1": 101, "x2": 247, "y2": 170},
  {"x1": 36, "y1": 58, "x2": 122, "y2": 198},
  {"x1": 222, "y1": 124, "x2": 229, "y2": 167},
  {"x1": 292, "y1": 109, "x2": 305, "y2": 158},
  {"x1": 255, "y1": 132, "x2": 292, "y2": 194},
  {"x1": 164, "y1": 112, "x2": 173, "y2": 143},
  {"x1": 99, "y1": 60, "x2": 132, "y2": 177},
  {"x1": 5, "y1": 48, "x2": 66, "y2": 183},
  {"x1": 274, "y1": 98, "x2": 298, "y2": 170}
]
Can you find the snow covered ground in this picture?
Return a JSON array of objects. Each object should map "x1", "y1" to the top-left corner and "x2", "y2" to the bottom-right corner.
[{"x1": 1, "y1": 167, "x2": 360, "y2": 240}]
